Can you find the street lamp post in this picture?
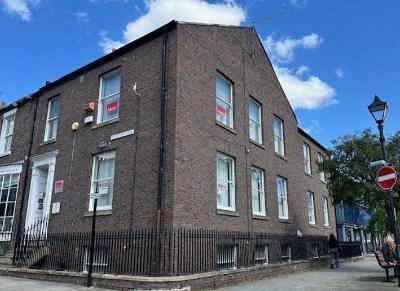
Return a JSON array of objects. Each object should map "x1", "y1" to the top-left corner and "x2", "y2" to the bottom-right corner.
[{"x1": 368, "y1": 95, "x2": 400, "y2": 286}]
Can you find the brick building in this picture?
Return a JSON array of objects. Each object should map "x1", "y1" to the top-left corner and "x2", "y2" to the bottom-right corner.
[{"x1": 0, "y1": 21, "x2": 335, "y2": 248}]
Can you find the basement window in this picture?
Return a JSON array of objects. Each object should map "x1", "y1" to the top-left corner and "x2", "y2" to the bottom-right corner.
[
  {"x1": 281, "y1": 243, "x2": 291, "y2": 262},
  {"x1": 255, "y1": 244, "x2": 269, "y2": 266},
  {"x1": 311, "y1": 244, "x2": 319, "y2": 258},
  {"x1": 83, "y1": 247, "x2": 109, "y2": 274},
  {"x1": 217, "y1": 244, "x2": 237, "y2": 270}
]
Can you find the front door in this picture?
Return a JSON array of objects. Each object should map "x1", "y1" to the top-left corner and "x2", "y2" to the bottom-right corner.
[{"x1": 32, "y1": 166, "x2": 49, "y2": 224}]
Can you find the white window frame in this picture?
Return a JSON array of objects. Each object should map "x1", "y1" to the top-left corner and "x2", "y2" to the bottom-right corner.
[
  {"x1": 249, "y1": 98, "x2": 262, "y2": 144},
  {"x1": 281, "y1": 244, "x2": 291, "y2": 262},
  {"x1": 89, "y1": 151, "x2": 116, "y2": 211},
  {"x1": 273, "y1": 116, "x2": 285, "y2": 156},
  {"x1": 0, "y1": 173, "x2": 20, "y2": 241},
  {"x1": 216, "y1": 153, "x2": 235, "y2": 211},
  {"x1": 0, "y1": 109, "x2": 17, "y2": 156},
  {"x1": 322, "y1": 196, "x2": 330, "y2": 226},
  {"x1": 255, "y1": 244, "x2": 269, "y2": 266},
  {"x1": 216, "y1": 74, "x2": 233, "y2": 128},
  {"x1": 303, "y1": 143, "x2": 311, "y2": 175},
  {"x1": 44, "y1": 97, "x2": 60, "y2": 142},
  {"x1": 277, "y1": 176, "x2": 288, "y2": 220},
  {"x1": 217, "y1": 244, "x2": 237, "y2": 270},
  {"x1": 318, "y1": 153, "x2": 326, "y2": 182},
  {"x1": 97, "y1": 70, "x2": 121, "y2": 124},
  {"x1": 251, "y1": 166, "x2": 266, "y2": 216},
  {"x1": 307, "y1": 191, "x2": 316, "y2": 225}
]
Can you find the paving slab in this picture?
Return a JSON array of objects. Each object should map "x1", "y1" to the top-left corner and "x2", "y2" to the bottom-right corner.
[
  {"x1": 0, "y1": 275, "x2": 111, "y2": 291},
  {"x1": 218, "y1": 254, "x2": 399, "y2": 291}
]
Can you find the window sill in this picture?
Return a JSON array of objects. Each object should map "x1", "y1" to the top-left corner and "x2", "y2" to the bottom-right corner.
[
  {"x1": 249, "y1": 139, "x2": 265, "y2": 149},
  {"x1": 92, "y1": 118, "x2": 119, "y2": 130},
  {"x1": 324, "y1": 226, "x2": 331, "y2": 229},
  {"x1": 320, "y1": 180, "x2": 327, "y2": 185},
  {"x1": 217, "y1": 209, "x2": 239, "y2": 217},
  {"x1": 84, "y1": 210, "x2": 112, "y2": 217},
  {"x1": 216, "y1": 122, "x2": 237, "y2": 135},
  {"x1": 274, "y1": 153, "x2": 287, "y2": 161},
  {"x1": 278, "y1": 218, "x2": 291, "y2": 224},
  {"x1": 0, "y1": 151, "x2": 11, "y2": 157},
  {"x1": 40, "y1": 139, "x2": 56, "y2": 147},
  {"x1": 253, "y1": 215, "x2": 269, "y2": 221},
  {"x1": 305, "y1": 172, "x2": 313, "y2": 178},
  {"x1": 309, "y1": 224, "x2": 318, "y2": 228}
]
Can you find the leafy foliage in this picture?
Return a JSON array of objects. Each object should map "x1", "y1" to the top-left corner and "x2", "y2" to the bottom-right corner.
[{"x1": 320, "y1": 129, "x2": 400, "y2": 233}]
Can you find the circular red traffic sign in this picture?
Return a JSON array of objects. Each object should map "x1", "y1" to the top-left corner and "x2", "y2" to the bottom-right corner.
[{"x1": 377, "y1": 166, "x2": 397, "y2": 190}]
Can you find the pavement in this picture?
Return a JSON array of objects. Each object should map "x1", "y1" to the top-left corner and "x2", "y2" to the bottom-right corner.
[
  {"x1": 0, "y1": 255, "x2": 398, "y2": 290},
  {"x1": 218, "y1": 254, "x2": 400, "y2": 291},
  {"x1": 0, "y1": 276, "x2": 111, "y2": 291}
]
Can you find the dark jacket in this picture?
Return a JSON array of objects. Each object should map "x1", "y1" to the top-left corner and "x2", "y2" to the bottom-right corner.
[
  {"x1": 382, "y1": 243, "x2": 397, "y2": 263},
  {"x1": 329, "y1": 237, "x2": 339, "y2": 249}
]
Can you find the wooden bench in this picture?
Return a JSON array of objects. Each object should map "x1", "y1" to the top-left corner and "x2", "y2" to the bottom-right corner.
[{"x1": 374, "y1": 251, "x2": 396, "y2": 282}]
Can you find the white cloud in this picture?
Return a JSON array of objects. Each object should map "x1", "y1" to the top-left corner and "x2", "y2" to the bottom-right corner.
[
  {"x1": 296, "y1": 65, "x2": 309, "y2": 76},
  {"x1": 335, "y1": 68, "x2": 344, "y2": 78},
  {"x1": 99, "y1": 30, "x2": 125, "y2": 54},
  {"x1": 289, "y1": 0, "x2": 307, "y2": 8},
  {"x1": 275, "y1": 66, "x2": 336, "y2": 110},
  {"x1": 74, "y1": 11, "x2": 89, "y2": 23},
  {"x1": 99, "y1": 0, "x2": 246, "y2": 53},
  {"x1": 0, "y1": 0, "x2": 40, "y2": 21},
  {"x1": 263, "y1": 33, "x2": 336, "y2": 110},
  {"x1": 264, "y1": 33, "x2": 323, "y2": 64},
  {"x1": 303, "y1": 119, "x2": 322, "y2": 134}
]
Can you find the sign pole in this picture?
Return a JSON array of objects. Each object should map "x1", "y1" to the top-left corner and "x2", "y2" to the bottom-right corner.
[{"x1": 87, "y1": 197, "x2": 97, "y2": 287}]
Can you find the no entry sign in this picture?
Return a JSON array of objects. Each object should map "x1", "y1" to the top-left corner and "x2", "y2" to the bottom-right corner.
[{"x1": 377, "y1": 166, "x2": 397, "y2": 190}]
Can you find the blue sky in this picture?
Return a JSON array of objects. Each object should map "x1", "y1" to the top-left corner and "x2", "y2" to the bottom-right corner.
[{"x1": 1, "y1": 0, "x2": 399, "y2": 147}]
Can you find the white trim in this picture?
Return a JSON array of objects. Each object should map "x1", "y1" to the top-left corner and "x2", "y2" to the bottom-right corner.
[
  {"x1": 3, "y1": 109, "x2": 17, "y2": 118},
  {"x1": 44, "y1": 97, "x2": 60, "y2": 142},
  {"x1": 0, "y1": 164, "x2": 22, "y2": 175},
  {"x1": 97, "y1": 70, "x2": 121, "y2": 124},
  {"x1": 25, "y1": 151, "x2": 57, "y2": 230},
  {"x1": 0, "y1": 109, "x2": 17, "y2": 156},
  {"x1": 89, "y1": 151, "x2": 116, "y2": 211}
]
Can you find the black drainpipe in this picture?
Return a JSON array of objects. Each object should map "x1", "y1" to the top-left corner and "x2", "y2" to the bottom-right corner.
[
  {"x1": 156, "y1": 28, "x2": 168, "y2": 235},
  {"x1": 13, "y1": 93, "x2": 39, "y2": 263}
]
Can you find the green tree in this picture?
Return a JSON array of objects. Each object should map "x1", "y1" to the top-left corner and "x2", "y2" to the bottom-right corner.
[{"x1": 320, "y1": 129, "x2": 400, "y2": 234}]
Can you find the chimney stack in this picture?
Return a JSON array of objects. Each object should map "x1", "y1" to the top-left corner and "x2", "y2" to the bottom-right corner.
[{"x1": 0, "y1": 102, "x2": 5, "y2": 110}]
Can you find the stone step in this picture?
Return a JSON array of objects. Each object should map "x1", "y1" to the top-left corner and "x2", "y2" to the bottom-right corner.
[{"x1": 0, "y1": 256, "x2": 12, "y2": 266}]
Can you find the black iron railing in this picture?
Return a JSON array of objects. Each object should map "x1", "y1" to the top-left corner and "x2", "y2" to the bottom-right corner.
[
  {"x1": 14, "y1": 228, "x2": 328, "y2": 276},
  {"x1": 13, "y1": 217, "x2": 48, "y2": 267},
  {"x1": 338, "y1": 241, "x2": 362, "y2": 258}
]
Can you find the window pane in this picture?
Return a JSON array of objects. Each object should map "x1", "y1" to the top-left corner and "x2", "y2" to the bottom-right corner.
[
  {"x1": 103, "y1": 73, "x2": 121, "y2": 97},
  {"x1": 49, "y1": 98, "x2": 60, "y2": 119},
  {"x1": 216, "y1": 99, "x2": 230, "y2": 126},
  {"x1": 4, "y1": 136, "x2": 12, "y2": 153},
  {"x1": 11, "y1": 174, "x2": 18, "y2": 187},
  {"x1": 0, "y1": 203, "x2": 5, "y2": 216},
  {"x1": 0, "y1": 189, "x2": 8, "y2": 202},
  {"x1": 274, "y1": 118, "x2": 282, "y2": 138},
  {"x1": 97, "y1": 157, "x2": 115, "y2": 180},
  {"x1": 249, "y1": 121, "x2": 260, "y2": 142},
  {"x1": 3, "y1": 217, "x2": 12, "y2": 231},
  {"x1": 101, "y1": 94, "x2": 120, "y2": 122},
  {"x1": 5, "y1": 116, "x2": 14, "y2": 136},
  {"x1": 6, "y1": 203, "x2": 14, "y2": 216},
  {"x1": 216, "y1": 76, "x2": 231, "y2": 104},
  {"x1": 216, "y1": 154, "x2": 234, "y2": 209},
  {"x1": 249, "y1": 99, "x2": 259, "y2": 122},
  {"x1": 8, "y1": 188, "x2": 17, "y2": 202}
]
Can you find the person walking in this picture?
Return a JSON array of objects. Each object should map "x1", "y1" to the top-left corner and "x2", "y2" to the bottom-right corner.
[
  {"x1": 328, "y1": 233, "x2": 340, "y2": 269},
  {"x1": 382, "y1": 235, "x2": 397, "y2": 264}
]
